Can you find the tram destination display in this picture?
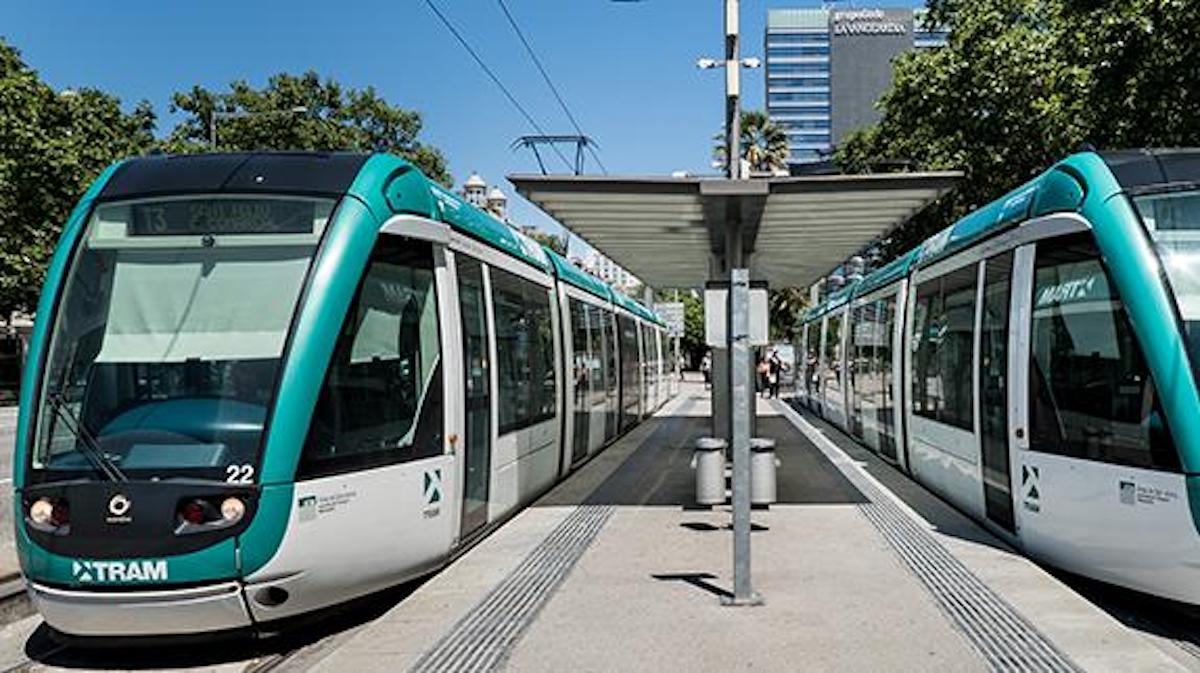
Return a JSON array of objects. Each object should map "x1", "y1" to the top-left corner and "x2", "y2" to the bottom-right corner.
[{"x1": 129, "y1": 198, "x2": 317, "y2": 236}]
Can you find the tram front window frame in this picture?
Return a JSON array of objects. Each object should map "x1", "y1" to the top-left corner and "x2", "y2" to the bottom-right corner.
[
  {"x1": 30, "y1": 194, "x2": 335, "y2": 485},
  {"x1": 1132, "y1": 189, "x2": 1200, "y2": 391}
]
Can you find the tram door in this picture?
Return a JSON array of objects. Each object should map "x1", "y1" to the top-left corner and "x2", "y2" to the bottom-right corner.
[
  {"x1": 457, "y1": 256, "x2": 491, "y2": 538},
  {"x1": 979, "y1": 251, "x2": 1016, "y2": 532}
]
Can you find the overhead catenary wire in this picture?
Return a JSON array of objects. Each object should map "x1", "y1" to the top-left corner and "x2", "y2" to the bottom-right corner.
[
  {"x1": 422, "y1": 0, "x2": 574, "y2": 172},
  {"x1": 495, "y1": 0, "x2": 608, "y2": 175}
]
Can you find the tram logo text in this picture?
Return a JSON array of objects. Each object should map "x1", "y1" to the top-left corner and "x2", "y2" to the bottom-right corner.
[{"x1": 72, "y1": 560, "x2": 167, "y2": 583}]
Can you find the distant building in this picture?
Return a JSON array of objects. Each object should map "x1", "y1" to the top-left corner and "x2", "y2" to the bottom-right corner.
[
  {"x1": 486, "y1": 186, "x2": 508, "y2": 222},
  {"x1": 765, "y1": 7, "x2": 948, "y2": 167},
  {"x1": 572, "y1": 249, "x2": 641, "y2": 293},
  {"x1": 462, "y1": 172, "x2": 487, "y2": 208},
  {"x1": 459, "y1": 173, "x2": 509, "y2": 222}
]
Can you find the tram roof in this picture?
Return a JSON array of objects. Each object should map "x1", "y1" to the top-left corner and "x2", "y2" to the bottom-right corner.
[
  {"x1": 98, "y1": 153, "x2": 665, "y2": 322},
  {"x1": 801, "y1": 148, "x2": 1200, "y2": 322},
  {"x1": 546, "y1": 250, "x2": 612, "y2": 303},
  {"x1": 509, "y1": 171, "x2": 960, "y2": 290}
]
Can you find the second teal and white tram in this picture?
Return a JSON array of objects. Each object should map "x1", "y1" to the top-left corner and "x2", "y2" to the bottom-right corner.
[{"x1": 799, "y1": 148, "x2": 1200, "y2": 606}]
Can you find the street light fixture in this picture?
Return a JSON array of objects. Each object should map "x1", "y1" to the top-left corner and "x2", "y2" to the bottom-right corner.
[
  {"x1": 697, "y1": 57, "x2": 760, "y2": 70},
  {"x1": 209, "y1": 105, "x2": 309, "y2": 148}
]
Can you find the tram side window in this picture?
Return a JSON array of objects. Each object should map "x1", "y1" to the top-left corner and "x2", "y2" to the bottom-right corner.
[
  {"x1": 821, "y1": 313, "x2": 843, "y2": 406},
  {"x1": 300, "y1": 237, "x2": 442, "y2": 478},
  {"x1": 569, "y1": 298, "x2": 592, "y2": 457},
  {"x1": 912, "y1": 265, "x2": 977, "y2": 431},
  {"x1": 602, "y1": 308, "x2": 620, "y2": 438},
  {"x1": 492, "y1": 269, "x2": 556, "y2": 434},
  {"x1": 1029, "y1": 234, "x2": 1180, "y2": 471},
  {"x1": 586, "y1": 304, "x2": 608, "y2": 413}
]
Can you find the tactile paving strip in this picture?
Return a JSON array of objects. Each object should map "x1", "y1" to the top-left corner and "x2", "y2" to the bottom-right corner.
[
  {"x1": 779, "y1": 401, "x2": 1080, "y2": 673},
  {"x1": 409, "y1": 503, "x2": 614, "y2": 673}
]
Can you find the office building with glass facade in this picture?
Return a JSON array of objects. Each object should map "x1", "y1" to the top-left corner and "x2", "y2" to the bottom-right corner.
[{"x1": 766, "y1": 7, "x2": 948, "y2": 166}]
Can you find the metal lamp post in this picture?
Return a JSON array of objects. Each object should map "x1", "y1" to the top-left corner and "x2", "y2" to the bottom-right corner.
[{"x1": 613, "y1": 0, "x2": 762, "y2": 606}]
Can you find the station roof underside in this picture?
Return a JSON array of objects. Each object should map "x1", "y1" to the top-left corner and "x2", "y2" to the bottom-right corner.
[{"x1": 509, "y1": 172, "x2": 961, "y2": 289}]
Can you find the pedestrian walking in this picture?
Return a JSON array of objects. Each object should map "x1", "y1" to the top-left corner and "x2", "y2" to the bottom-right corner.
[{"x1": 768, "y1": 349, "x2": 786, "y2": 398}]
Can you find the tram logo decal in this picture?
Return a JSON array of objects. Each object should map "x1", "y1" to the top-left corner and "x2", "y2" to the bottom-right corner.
[
  {"x1": 72, "y1": 559, "x2": 167, "y2": 583},
  {"x1": 106, "y1": 493, "x2": 133, "y2": 524},
  {"x1": 1021, "y1": 465, "x2": 1041, "y2": 513},
  {"x1": 423, "y1": 468, "x2": 443, "y2": 518}
]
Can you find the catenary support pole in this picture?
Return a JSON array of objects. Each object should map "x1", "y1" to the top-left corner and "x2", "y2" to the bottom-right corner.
[{"x1": 720, "y1": 0, "x2": 759, "y2": 607}]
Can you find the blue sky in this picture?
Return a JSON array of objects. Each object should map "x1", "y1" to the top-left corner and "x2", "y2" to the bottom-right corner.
[{"x1": 1, "y1": 0, "x2": 921, "y2": 256}]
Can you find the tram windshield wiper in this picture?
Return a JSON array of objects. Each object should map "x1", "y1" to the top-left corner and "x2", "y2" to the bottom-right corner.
[{"x1": 45, "y1": 392, "x2": 127, "y2": 483}]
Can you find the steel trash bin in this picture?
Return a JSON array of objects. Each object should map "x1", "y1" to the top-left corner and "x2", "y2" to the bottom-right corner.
[
  {"x1": 750, "y1": 437, "x2": 778, "y2": 505},
  {"x1": 693, "y1": 437, "x2": 728, "y2": 505}
]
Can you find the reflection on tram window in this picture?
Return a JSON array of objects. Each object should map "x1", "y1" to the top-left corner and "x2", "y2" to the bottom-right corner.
[
  {"x1": 912, "y1": 264, "x2": 977, "y2": 431},
  {"x1": 821, "y1": 314, "x2": 843, "y2": 410},
  {"x1": 301, "y1": 237, "x2": 443, "y2": 477},
  {"x1": 569, "y1": 298, "x2": 593, "y2": 460},
  {"x1": 1029, "y1": 234, "x2": 1180, "y2": 471},
  {"x1": 491, "y1": 269, "x2": 556, "y2": 434},
  {"x1": 850, "y1": 295, "x2": 897, "y2": 455}
]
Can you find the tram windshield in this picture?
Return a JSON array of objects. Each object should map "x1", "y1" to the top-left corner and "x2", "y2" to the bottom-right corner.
[
  {"x1": 32, "y1": 196, "x2": 334, "y2": 482},
  {"x1": 1133, "y1": 190, "x2": 1200, "y2": 384}
]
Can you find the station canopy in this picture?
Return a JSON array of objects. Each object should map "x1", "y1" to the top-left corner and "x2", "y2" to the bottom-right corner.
[{"x1": 508, "y1": 172, "x2": 961, "y2": 289}]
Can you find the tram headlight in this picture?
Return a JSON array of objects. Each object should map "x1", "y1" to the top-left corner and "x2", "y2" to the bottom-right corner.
[
  {"x1": 29, "y1": 498, "x2": 54, "y2": 526},
  {"x1": 28, "y1": 497, "x2": 68, "y2": 531},
  {"x1": 220, "y1": 497, "x2": 246, "y2": 524}
]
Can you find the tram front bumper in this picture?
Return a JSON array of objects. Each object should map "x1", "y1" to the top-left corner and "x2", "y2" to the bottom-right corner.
[{"x1": 29, "y1": 580, "x2": 252, "y2": 637}]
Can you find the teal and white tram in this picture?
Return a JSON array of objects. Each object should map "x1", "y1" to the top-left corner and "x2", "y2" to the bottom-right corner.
[
  {"x1": 798, "y1": 148, "x2": 1200, "y2": 605},
  {"x1": 13, "y1": 152, "x2": 669, "y2": 638}
]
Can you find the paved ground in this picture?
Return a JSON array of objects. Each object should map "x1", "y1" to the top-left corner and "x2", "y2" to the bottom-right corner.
[
  {"x1": 307, "y1": 384, "x2": 1188, "y2": 673},
  {"x1": 0, "y1": 381, "x2": 1196, "y2": 671}
]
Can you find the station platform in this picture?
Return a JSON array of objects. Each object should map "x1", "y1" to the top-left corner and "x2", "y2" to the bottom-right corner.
[{"x1": 306, "y1": 380, "x2": 1192, "y2": 673}]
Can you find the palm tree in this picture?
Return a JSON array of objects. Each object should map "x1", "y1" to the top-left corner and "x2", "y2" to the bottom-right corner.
[
  {"x1": 769, "y1": 287, "x2": 809, "y2": 342},
  {"x1": 713, "y1": 110, "x2": 791, "y2": 175}
]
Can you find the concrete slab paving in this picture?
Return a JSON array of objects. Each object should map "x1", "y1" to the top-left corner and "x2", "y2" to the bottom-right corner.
[
  {"x1": 504, "y1": 505, "x2": 986, "y2": 673},
  {"x1": 774, "y1": 398, "x2": 1190, "y2": 673},
  {"x1": 307, "y1": 383, "x2": 1190, "y2": 673}
]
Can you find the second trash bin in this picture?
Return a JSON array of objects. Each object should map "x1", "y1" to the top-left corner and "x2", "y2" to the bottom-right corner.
[
  {"x1": 694, "y1": 437, "x2": 727, "y2": 505},
  {"x1": 750, "y1": 437, "x2": 778, "y2": 505}
]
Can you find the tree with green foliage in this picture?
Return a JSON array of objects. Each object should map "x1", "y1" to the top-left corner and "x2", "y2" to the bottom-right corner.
[
  {"x1": 680, "y1": 290, "x2": 706, "y2": 368},
  {"x1": 0, "y1": 40, "x2": 155, "y2": 320},
  {"x1": 837, "y1": 0, "x2": 1200, "y2": 258},
  {"x1": 164, "y1": 71, "x2": 451, "y2": 185},
  {"x1": 523, "y1": 228, "x2": 568, "y2": 256},
  {"x1": 769, "y1": 287, "x2": 808, "y2": 342}
]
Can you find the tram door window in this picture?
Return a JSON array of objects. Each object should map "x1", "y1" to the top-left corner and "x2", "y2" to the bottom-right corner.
[
  {"x1": 980, "y1": 252, "x2": 1015, "y2": 532},
  {"x1": 850, "y1": 297, "x2": 896, "y2": 455},
  {"x1": 912, "y1": 265, "x2": 977, "y2": 431},
  {"x1": 490, "y1": 270, "x2": 556, "y2": 435},
  {"x1": 300, "y1": 237, "x2": 442, "y2": 478},
  {"x1": 643, "y1": 321, "x2": 652, "y2": 415},
  {"x1": 619, "y1": 315, "x2": 640, "y2": 431},
  {"x1": 569, "y1": 299, "x2": 592, "y2": 463},
  {"x1": 800, "y1": 323, "x2": 814, "y2": 406},
  {"x1": 877, "y1": 294, "x2": 898, "y2": 459},
  {"x1": 849, "y1": 303, "x2": 872, "y2": 439},
  {"x1": 603, "y1": 309, "x2": 619, "y2": 440},
  {"x1": 1028, "y1": 234, "x2": 1180, "y2": 471},
  {"x1": 821, "y1": 313, "x2": 843, "y2": 415},
  {"x1": 457, "y1": 255, "x2": 491, "y2": 537}
]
